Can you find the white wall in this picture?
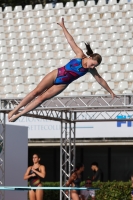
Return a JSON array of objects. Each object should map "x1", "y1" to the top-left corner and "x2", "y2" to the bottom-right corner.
[
  {"x1": 6, "y1": 112, "x2": 133, "y2": 138},
  {"x1": 4, "y1": 124, "x2": 28, "y2": 200}
]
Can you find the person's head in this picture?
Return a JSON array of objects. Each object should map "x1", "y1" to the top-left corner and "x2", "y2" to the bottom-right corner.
[
  {"x1": 91, "y1": 162, "x2": 99, "y2": 171},
  {"x1": 85, "y1": 178, "x2": 92, "y2": 187},
  {"x1": 75, "y1": 163, "x2": 84, "y2": 173},
  {"x1": 85, "y1": 43, "x2": 102, "y2": 68},
  {"x1": 32, "y1": 153, "x2": 41, "y2": 164}
]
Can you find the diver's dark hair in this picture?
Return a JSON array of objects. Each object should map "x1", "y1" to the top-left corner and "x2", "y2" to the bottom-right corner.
[
  {"x1": 75, "y1": 163, "x2": 84, "y2": 171},
  {"x1": 71, "y1": 163, "x2": 84, "y2": 174},
  {"x1": 85, "y1": 42, "x2": 93, "y2": 55},
  {"x1": 33, "y1": 153, "x2": 41, "y2": 159},
  {"x1": 85, "y1": 42, "x2": 102, "y2": 66},
  {"x1": 91, "y1": 162, "x2": 99, "y2": 167}
]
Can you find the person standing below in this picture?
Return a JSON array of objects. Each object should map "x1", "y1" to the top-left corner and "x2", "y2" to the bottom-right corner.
[
  {"x1": 24, "y1": 153, "x2": 46, "y2": 200},
  {"x1": 65, "y1": 163, "x2": 84, "y2": 200},
  {"x1": 80, "y1": 178, "x2": 95, "y2": 200},
  {"x1": 91, "y1": 162, "x2": 103, "y2": 182}
]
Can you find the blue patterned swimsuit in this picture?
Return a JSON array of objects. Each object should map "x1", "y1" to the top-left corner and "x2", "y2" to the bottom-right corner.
[{"x1": 54, "y1": 58, "x2": 88, "y2": 85}]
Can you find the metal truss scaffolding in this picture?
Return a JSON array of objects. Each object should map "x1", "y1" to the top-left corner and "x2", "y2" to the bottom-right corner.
[
  {"x1": 60, "y1": 112, "x2": 76, "y2": 200},
  {"x1": 0, "y1": 95, "x2": 133, "y2": 200}
]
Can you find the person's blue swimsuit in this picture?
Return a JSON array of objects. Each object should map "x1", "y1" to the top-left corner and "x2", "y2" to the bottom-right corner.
[{"x1": 54, "y1": 58, "x2": 88, "y2": 85}]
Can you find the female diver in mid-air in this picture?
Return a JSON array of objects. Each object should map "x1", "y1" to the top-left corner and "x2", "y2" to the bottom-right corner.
[{"x1": 8, "y1": 18, "x2": 116, "y2": 122}]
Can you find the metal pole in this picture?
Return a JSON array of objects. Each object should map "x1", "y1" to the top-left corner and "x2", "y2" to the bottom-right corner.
[
  {"x1": 68, "y1": 112, "x2": 71, "y2": 200},
  {"x1": 60, "y1": 112, "x2": 63, "y2": 200},
  {"x1": 73, "y1": 112, "x2": 76, "y2": 170},
  {"x1": 60, "y1": 112, "x2": 70, "y2": 200},
  {"x1": 64, "y1": 113, "x2": 68, "y2": 200}
]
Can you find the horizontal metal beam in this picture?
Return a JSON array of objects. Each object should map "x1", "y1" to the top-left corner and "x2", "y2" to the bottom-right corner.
[
  {"x1": 23, "y1": 113, "x2": 71, "y2": 123},
  {"x1": 73, "y1": 119, "x2": 133, "y2": 122},
  {"x1": 0, "y1": 95, "x2": 133, "y2": 122},
  {"x1": 0, "y1": 186, "x2": 99, "y2": 191},
  {"x1": 1, "y1": 95, "x2": 133, "y2": 110},
  {"x1": 28, "y1": 142, "x2": 133, "y2": 146}
]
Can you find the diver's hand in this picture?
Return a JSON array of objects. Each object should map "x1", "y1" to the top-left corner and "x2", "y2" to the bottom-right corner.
[
  {"x1": 111, "y1": 92, "x2": 119, "y2": 99},
  {"x1": 57, "y1": 17, "x2": 65, "y2": 28},
  {"x1": 31, "y1": 173, "x2": 36, "y2": 177}
]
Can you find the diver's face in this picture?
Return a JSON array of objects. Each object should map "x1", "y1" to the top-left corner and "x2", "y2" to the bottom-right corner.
[
  {"x1": 91, "y1": 165, "x2": 96, "y2": 171},
  {"x1": 33, "y1": 154, "x2": 40, "y2": 164},
  {"x1": 87, "y1": 57, "x2": 98, "y2": 69}
]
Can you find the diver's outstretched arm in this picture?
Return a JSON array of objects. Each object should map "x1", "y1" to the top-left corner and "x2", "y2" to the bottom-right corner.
[
  {"x1": 57, "y1": 18, "x2": 85, "y2": 58},
  {"x1": 90, "y1": 68, "x2": 116, "y2": 98}
]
